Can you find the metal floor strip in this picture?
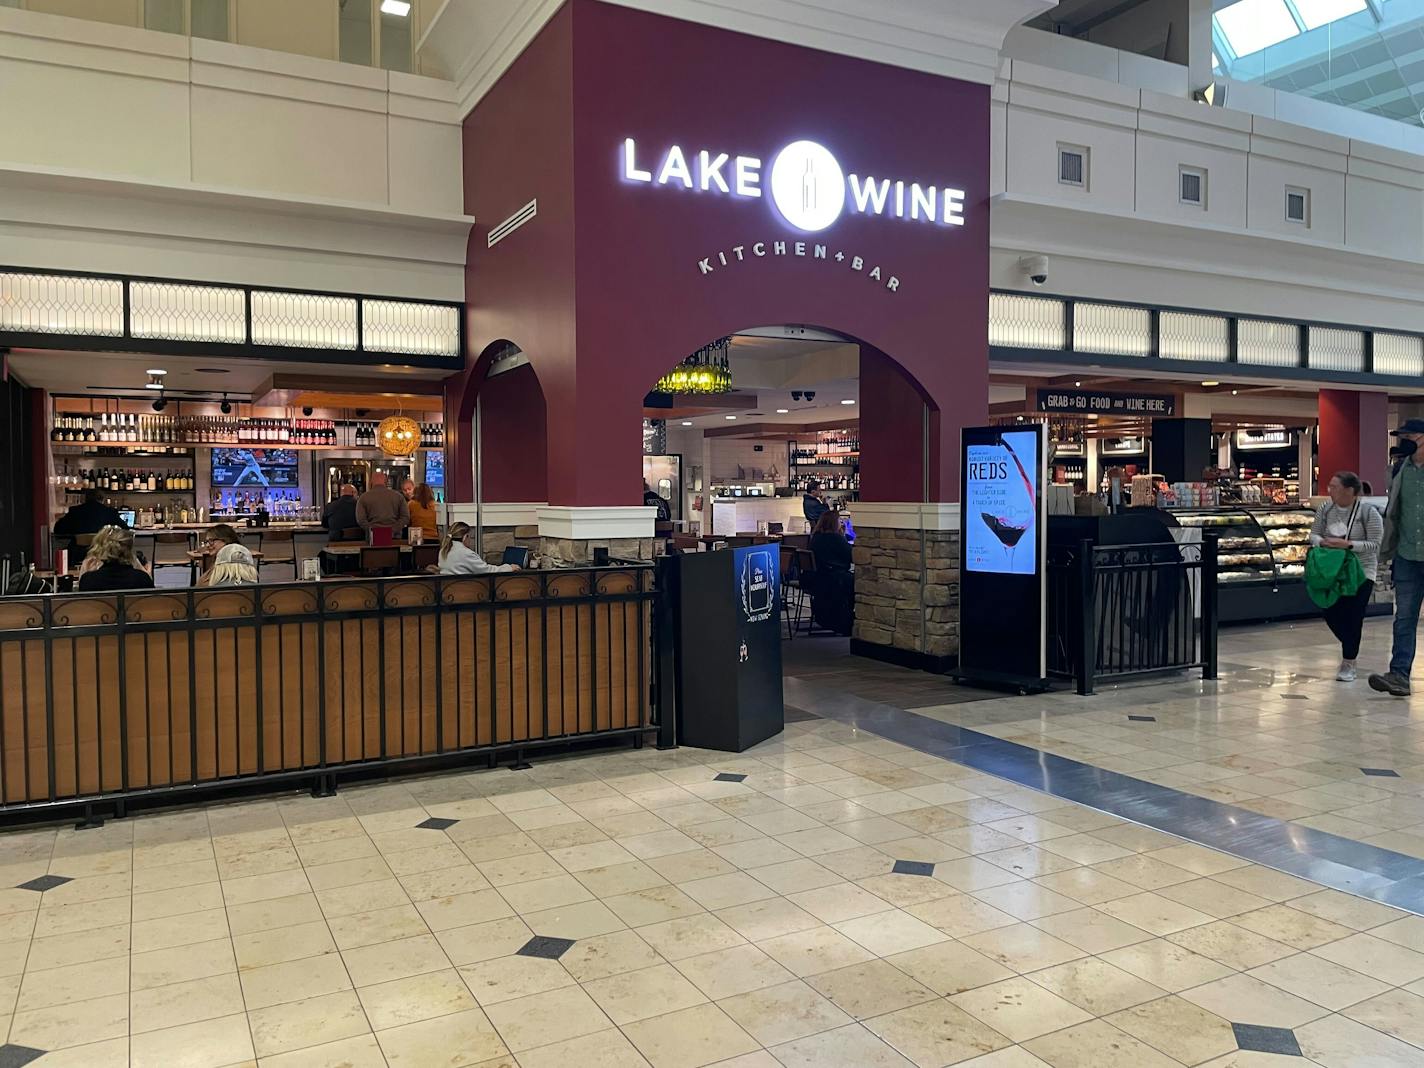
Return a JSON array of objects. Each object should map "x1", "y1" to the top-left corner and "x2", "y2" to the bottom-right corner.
[{"x1": 785, "y1": 676, "x2": 1424, "y2": 915}]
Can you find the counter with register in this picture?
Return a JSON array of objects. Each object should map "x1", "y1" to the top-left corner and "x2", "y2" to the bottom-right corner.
[{"x1": 1137, "y1": 506, "x2": 1318, "y2": 623}]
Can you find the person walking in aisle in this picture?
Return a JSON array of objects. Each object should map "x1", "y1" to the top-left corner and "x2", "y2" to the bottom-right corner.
[
  {"x1": 1370, "y1": 419, "x2": 1424, "y2": 696},
  {"x1": 1312, "y1": 472, "x2": 1382, "y2": 681}
]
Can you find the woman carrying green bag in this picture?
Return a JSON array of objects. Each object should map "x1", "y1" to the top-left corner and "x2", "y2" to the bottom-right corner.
[{"x1": 1308, "y1": 471, "x2": 1383, "y2": 681}]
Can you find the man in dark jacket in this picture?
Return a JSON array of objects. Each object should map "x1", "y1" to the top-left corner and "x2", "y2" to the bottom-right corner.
[
  {"x1": 802, "y1": 480, "x2": 828, "y2": 527},
  {"x1": 53, "y1": 489, "x2": 124, "y2": 564},
  {"x1": 323, "y1": 483, "x2": 360, "y2": 540}
]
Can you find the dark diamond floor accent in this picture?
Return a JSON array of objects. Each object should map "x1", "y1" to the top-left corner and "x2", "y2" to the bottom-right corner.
[
  {"x1": 1127, "y1": 715, "x2": 1156, "y2": 722},
  {"x1": 1281, "y1": 694, "x2": 1309, "y2": 701},
  {"x1": 416, "y1": 817, "x2": 459, "y2": 831},
  {"x1": 0, "y1": 1044, "x2": 46, "y2": 1068},
  {"x1": 517, "y1": 935, "x2": 575, "y2": 959},
  {"x1": 1362, "y1": 768, "x2": 1401, "y2": 777},
  {"x1": 892, "y1": 860, "x2": 936, "y2": 877},
  {"x1": 15, "y1": 875, "x2": 71, "y2": 893},
  {"x1": 714, "y1": 773, "x2": 747, "y2": 783},
  {"x1": 1232, "y1": 1023, "x2": 1302, "y2": 1056}
]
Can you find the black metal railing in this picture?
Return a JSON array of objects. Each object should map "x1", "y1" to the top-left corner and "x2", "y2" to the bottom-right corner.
[
  {"x1": 0, "y1": 567, "x2": 659, "y2": 824},
  {"x1": 1048, "y1": 535, "x2": 1218, "y2": 695}
]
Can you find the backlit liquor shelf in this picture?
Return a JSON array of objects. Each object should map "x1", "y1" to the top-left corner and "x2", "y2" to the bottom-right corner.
[{"x1": 51, "y1": 413, "x2": 445, "y2": 451}]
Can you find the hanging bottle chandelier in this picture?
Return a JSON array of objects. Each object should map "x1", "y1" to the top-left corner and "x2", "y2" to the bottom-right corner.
[
  {"x1": 653, "y1": 336, "x2": 733, "y2": 395},
  {"x1": 376, "y1": 413, "x2": 420, "y2": 457}
]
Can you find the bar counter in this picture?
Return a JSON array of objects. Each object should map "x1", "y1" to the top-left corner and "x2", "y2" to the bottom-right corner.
[{"x1": 0, "y1": 567, "x2": 655, "y2": 818}]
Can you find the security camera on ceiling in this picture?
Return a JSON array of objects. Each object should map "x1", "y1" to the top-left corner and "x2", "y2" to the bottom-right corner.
[
  {"x1": 791, "y1": 391, "x2": 803, "y2": 401},
  {"x1": 1019, "y1": 254, "x2": 1050, "y2": 287},
  {"x1": 804, "y1": 390, "x2": 816, "y2": 401}
]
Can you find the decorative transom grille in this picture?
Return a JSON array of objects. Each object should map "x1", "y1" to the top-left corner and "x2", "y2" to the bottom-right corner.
[
  {"x1": 361, "y1": 300, "x2": 459, "y2": 357},
  {"x1": 1073, "y1": 302, "x2": 1151, "y2": 357},
  {"x1": 1160, "y1": 311, "x2": 1229, "y2": 362},
  {"x1": 1308, "y1": 326, "x2": 1365, "y2": 373},
  {"x1": 1374, "y1": 333, "x2": 1424, "y2": 377},
  {"x1": 0, "y1": 272, "x2": 123, "y2": 335},
  {"x1": 130, "y1": 281, "x2": 246, "y2": 343},
  {"x1": 1238, "y1": 319, "x2": 1300, "y2": 367},
  {"x1": 250, "y1": 291, "x2": 358, "y2": 349},
  {"x1": 988, "y1": 293, "x2": 1066, "y2": 349}
]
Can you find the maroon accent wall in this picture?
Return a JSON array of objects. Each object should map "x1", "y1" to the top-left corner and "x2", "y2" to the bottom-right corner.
[
  {"x1": 859, "y1": 346, "x2": 938, "y2": 502},
  {"x1": 479, "y1": 364, "x2": 549, "y2": 503},
  {"x1": 454, "y1": 0, "x2": 990, "y2": 507},
  {"x1": 1319, "y1": 389, "x2": 1389, "y2": 493}
]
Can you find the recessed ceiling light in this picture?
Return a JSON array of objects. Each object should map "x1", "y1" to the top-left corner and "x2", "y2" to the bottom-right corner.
[
  {"x1": 725, "y1": 415, "x2": 737, "y2": 420},
  {"x1": 775, "y1": 408, "x2": 790, "y2": 414},
  {"x1": 681, "y1": 421, "x2": 692, "y2": 426},
  {"x1": 1232, "y1": 389, "x2": 1239, "y2": 395},
  {"x1": 1201, "y1": 380, "x2": 1220, "y2": 387},
  {"x1": 1074, "y1": 381, "x2": 1081, "y2": 387},
  {"x1": 380, "y1": 0, "x2": 411, "y2": 14},
  {"x1": 146, "y1": 368, "x2": 167, "y2": 376},
  {"x1": 144, "y1": 382, "x2": 164, "y2": 390},
  {"x1": 840, "y1": 399, "x2": 855, "y2": 405}
]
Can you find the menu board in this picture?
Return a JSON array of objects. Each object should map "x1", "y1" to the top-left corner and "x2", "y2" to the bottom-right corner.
[
  {"x1": 210, "y1": 448, "x2": 299, "y2": 487},
  {"x1": 424, "y1": 450, "x2": 445, "y2": 488},
  {"x1": 958, "y1": 425, "x2": 1048, "y2": 690},
  {"x1": 964, "y1": 430, "x2": 1039, "y2": 576}
]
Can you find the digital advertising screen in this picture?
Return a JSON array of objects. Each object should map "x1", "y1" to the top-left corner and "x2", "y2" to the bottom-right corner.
[
  {"x1": 210, "y1": 448, "x2": 300, "y2": 488},
  {"x1": 964, "y1": 430, "x2": 1040, "y2": 576},
  {"x1": 424, "y1": 450, "x2": 445, "y2": 488}
]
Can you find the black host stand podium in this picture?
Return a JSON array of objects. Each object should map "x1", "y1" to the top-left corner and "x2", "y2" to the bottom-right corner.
[{"x1": 670, "y1": 546, "x2": 784, "y2": 752}]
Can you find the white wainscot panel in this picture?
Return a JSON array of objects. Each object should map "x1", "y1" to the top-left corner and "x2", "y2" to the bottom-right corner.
[
  {"x1": 1245, "y1": 155, "x2": 1346, "y2": 245},
  {"x1": 1004, "y1": 106, "x2": 1136, "y2": 211},
  {"x1": 1135, "y1": 131, "x2": 1248, "y2": 229}
]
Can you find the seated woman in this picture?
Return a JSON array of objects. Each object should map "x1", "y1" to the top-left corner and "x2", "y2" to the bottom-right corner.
[
  {"x1": 78, "y1": 526, "x2": 155, "y2": 592},
  {"x1": 207, "y1": 543, "x2": 259, "y2": 586},
  {"x1": 438, "y1": 522, "x2": 521, "y2": 575},
  {"x1": 408, "y1": 483, "x2": 440, "y2": 541},
  {"x1": 197, "y1": 524, "x2": 243, "y2": 586},
  {"x1": 807, "y1": 510, "x2": 854, "y2": 635}
]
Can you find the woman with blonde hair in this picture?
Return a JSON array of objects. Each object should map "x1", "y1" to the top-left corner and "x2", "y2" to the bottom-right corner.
[
  {"x1": 438, "y1": 522, "x2": 519, "y2": 575},
  {"x1": 78, "y1": 525, "x2": 154, "y2": 591},
  {"x1": 208, "y1": 543, "x2": 259, "y2": 586}
]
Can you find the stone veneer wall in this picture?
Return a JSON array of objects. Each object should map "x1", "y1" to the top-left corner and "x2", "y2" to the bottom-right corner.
[
  {"x1": 851, "y1": 526, "x2": 961, "y2": 661},
  {"x1": 478, "y1": 527, "x2": 659, "y2": 566}
]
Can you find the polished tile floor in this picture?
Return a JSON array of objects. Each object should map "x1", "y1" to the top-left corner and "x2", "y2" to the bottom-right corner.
[{"x1": 4, "y1": 619, "x2": 1424, "y2": 1068}]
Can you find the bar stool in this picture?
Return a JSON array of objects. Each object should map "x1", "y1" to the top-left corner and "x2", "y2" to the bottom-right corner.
[
  {"x1": 257, "y1": 530, "x2": 297, "y2": 581},
  {"x1": 150, "y1": 531, "x2": 195, "y2": 585}
]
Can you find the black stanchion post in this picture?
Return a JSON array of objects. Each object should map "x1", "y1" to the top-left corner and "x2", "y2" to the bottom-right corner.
[
  {"x1": 1202, "y1": 532, "x2": 1219, "y2": 681},
  {"x1": 1076, "y1": 539, "x2": 1096, "y2": 696},
  {"x1": 653, "y1": 555, "x2": 678, "y2": 749}
]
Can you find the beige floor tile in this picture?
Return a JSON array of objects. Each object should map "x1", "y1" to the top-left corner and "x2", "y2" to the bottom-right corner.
[
  {"x1": 1166, "y1": 920, "x2": 1298, "y2": 970},
  {"x1": 788, "y1": 882, "x2": 894, "y2": 924},
  {"x1": 459, "y1": 832, "x2": 544, "y2": 866},
  {"x1": 1029, "y1": 867, "x2": 1140, "y2": 906},
  {"x1": 11, "y1": 1037, "x2": 129, "y2": 1068},
  {"x1": 1021, "y1": 1019, "x2": 1182, "y2": 1068},
  {"x1": 718, "y1": 977, "x2": 851, "y2": 1046},
  {"x1": 1180, "y1": 972, "x2": 1331, "y2": 1029},
  {"x1": 222, "y1": 868, "x2": 313, "y2": 907},
  {"x1": 357, "y1": 968, "x2": 476, "y2": 1031},
  {"x1": 979, "y1": 846, "x2": 1078, "y2": 881},
  {"x1": 679, "y1": 872, "x2": 777, "y2": 911},
  {"x1": 8, "y1": 991, "x2": 128, "y2": 1050},
  {"x1": 375, "y1": 1006, "x2": 509, "y2": 1067},
  {"x1": 459, "y1": 953, "x2": 573, "y2": 1006},
  {"x1": 1156, "y1": 877, "x2": 1274, "y2": 919},
  {"x1": 1147, "y1": 843, "x2": 1250, "y2": 877},
  {"x1": 1090, "y1": 855, "x2": 1196, "y2": 891},
  {"x1": 959, "y1": 922, "x2": 1086, "y2": 973},
  {"x1": 132, "y1": 906, "x2": 232, "y2": 954},
  {"x1": 1099, "y1": 938, "x2": 1234, "y2": 991},
  {"x1": 817, "y1": 846, "x2": 899, "y2": 881},
  {"x1": 303, "y1": 856, "x2": 393, "y2": 894},
  {"x1": 770, "y1": 1021, "x2": 916, "y2": 1067},
  {"x1": 883, "y1": 940, "x2": 1015, "y2": 997},
  {"x1": 341, "y1": 932, "x2": 450, "y2": 987},
  {"x1": 233, "y1": 919, "x2": 337, "y2": 970},
  {"x1": 315, "y1": 879, "x2": 410, "y2": 919},
  {"x1": 603, "y1": 885, "x2": 704, "y2": 927},
  {"x1": 715, "y1": 897, "x2": 820, "y2": 941},
  {"x1": 1027, "y1": 957, "x2": 1165, "y2": 1016},
  {"x1": 558, "y1": 929, "x2": 664, "y2": 982},
  {"x1": 437, "y1": 915, "x2": 535, "y2": 966},
  {"x1": 129, "y1": 1011, "x2": 254, "y2": 1068},
  {"x1": 24, "y1": 922, "x2": 128, "y2": 971},
  {"x1": 856, "y1": 872, "x2": 959, "y2": 909},
  {"x1": 514, "y1": 1027, "x2": 652, "y2": 1068},
  {"x1": 1312, "y1": 932, "x2": 1424, "y2": 986},
  {"x1": 1248, "y1": 950, "x2": 1393, "y2": 1011},
  {"x1": 863, "y1": 999, "x2": 1012, "y2": 1068},
  {"x1": 805, "y1": 959, "x2": 937, "y2": 1020},
  {"x1": 1290, "y1": 889, "x2": 1407, "y2": 932},
  {"x1": 498, "y1": 874, "x2": 595, "y2": 916},
  {"x1": 951, "y1": 1049, "x2": 1053, "y2": 1068},
  {"x1": 1296, "y1": 1012, "x2": 1424, "y2": 1068},
  {"x1": 483, "y1": 984, "x2": 612, "y2": 1051},
  {"x1": 327, "y1": 903, "x2": 428, "y2": 951},
  {"x1": 757, "y1": 924, "x2": 876, "y2": 978},
  {"x1": 1094, "y1": 890, "x2": 1216, "y2": 936},
  {"x1": 642, "y1": 849, "x2": 737, "y2": 885},
  {"x1": 218, "y1": 844, "x2": 301, "y2": 882},
  {"x1": 931, "y1": 858, "x2": 1023, "y2": 893},
  {"x1": 1211, "y1": 865, "x2": 1321, "y2": 902},
  {"x1": 1342, "y1": 987, "x2": 1424, "y2": 1050},
  {"x1": 575, "y1": 862, "x2": 668, "y2": 899},
  {"x1": 833, "y1": 909, "x2": 949, "y2": 957},
  {"x1": 131, "y1": 972, "x2": 245, "y2": 1034},
  {"x1": 132, "y1": 936, "x2": 237, "y2": 990},
  {"x1": 383, "y1": 842, "x2": 469, "y2": 877},
  {"x1": 621, "y1": 829, "x2": 703, "y2": 860},
  {"x1": 674, "y1": 943, "x2": 795, "y2": 1000},
  {"x1": 31, "y1": 895, "x2": 128, "y2": 938},
  {"x1": 637, "y1": 914, "x2": 747, "y2": 962},
  {"x1": 1030, "y1": 907, "x2": 1153, "y2": 954},
  {"x1": 415, "y1": 888, "x2": 515, "y2": 931},
  {"x1": 1234, "y1": 905, "x2": 1355, "y2": 950},
  {"x1": 15, "y1": 956, "x2": 128, "y2": 1012},
  {"x1": 240, "y1": 951, "x2": 353, "y2": 1011},
  {"x1": 259, "y1": 1033, "x2": 388, "y2": 1068},
  {"x1": 1370, "y1": 915, "x2": 1424, "y2": 952},
  {"x1": 583, "y1": 962, "x2": 707, "y2": 1024},
  {"x1": 476, "y1": 852, "x2": 565, "y2": 888},
  {"x1": 1107, "y1": 994, "x2": 1238, "y2": 1064},
  {"x1": 225, "y1": 893, "x2": 323, "y2": 936},
  {"x1": 522, "y1": 898, "x2": 626, "y2": 940},
  {"x1": 621, "y1": 1002, "x2": 761, "y2": 1068},
  {"x1": 131, "y1": 880, "x2": 224, "y2": 922},
  {"x1": 906, "y1": 893, "x2": 1019, "y2": 939},
  {"x1": 248, "y1": 989, "x2": 369, "y2": 1058},
  {"x1": 950, "y1": 976, "x2": 1093, "y2": 1043}
]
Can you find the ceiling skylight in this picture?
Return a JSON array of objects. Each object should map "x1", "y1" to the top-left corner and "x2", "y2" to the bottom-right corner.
[
  {"x1": 1292, "y1": 0, "x2": 1368, "y2": 29},
  {"x1": 1215, "y1": 0, "x2": 1301, "y2": 56}
]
